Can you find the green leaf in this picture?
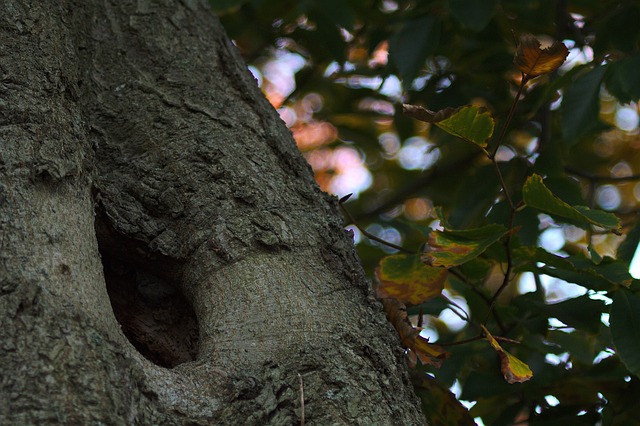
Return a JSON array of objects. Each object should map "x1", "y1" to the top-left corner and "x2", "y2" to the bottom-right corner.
[
  {"x1": 543, "y1": 295, "x2": 606, "y2": 334},
  {"x1": 617, "y1": 219, "x2": 640, "y2": 263},
  {"x1": 313, "y1": 0, "x2": 355, "y2": 30},
  {"x1": 412, "y1": 374, "x2": 476, "y2": 426},
  {"x1": 305, "y1": 7, "x2": 348, "y2": 63},
  {"x1": 403, "y1": 104, "x2": 494, "y2": 148},
  {"x1": 422, "y1": 223, "x2": 509, "y2": 268},
  {"x1": 515, "y1": 247, "x2": 632, "y2": 292},
  {"x1": 376, "y1": 254, "x2": 448, "y2": 305},
  {"x1": 389, "y1": 16, "x2": 440, "y2": 89},
  {"x1": 547, "y1": 330, "x2": 601, "y2": 365},
  {"x1": 461, "y1": 372, "x2": 514, "y2": 400},
  {"x1": 561, "y1": 65, "x2": 608, "y2": 145},
  {"x1": 605, "y1": 54, "x2": 640, "y2": 104},
  {"x1": 610, "y1": 290, "x2": 640, "y2": 378},
  {"x1": 522, "y1": 174, "x2": 621, "y2": 234},
  {"x1": 448, "y1": 0, "x2": 497, "y2": 32},
  {"x1": 594, "y1": 3, "x2": 640, "y2": 54}
]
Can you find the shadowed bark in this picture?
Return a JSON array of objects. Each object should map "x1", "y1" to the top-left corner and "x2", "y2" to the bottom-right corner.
[{"x1": 0, "y1": 0, "x2": 425, "y2": 424}]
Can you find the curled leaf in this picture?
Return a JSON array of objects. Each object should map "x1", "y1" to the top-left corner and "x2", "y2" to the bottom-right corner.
[
  {"x1": 481, "y1": 325, "x2": 532, "y2": 384},
  {"x1": 381, "y1": 298, "x2": 449, "y2": 367},
  {"x1": 403, "y1": 104, "x2": 494, "y2": 148},
  {"x1": 514, "y1": 33, "x2": 569, "y2": 78},
  {"x1": 376, "y1": 254, "x2": 448, "y2": 305}
]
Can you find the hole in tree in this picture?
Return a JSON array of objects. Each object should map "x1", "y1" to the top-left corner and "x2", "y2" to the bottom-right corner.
[{"x1": 95, "y1": 214, "x2": 199, "y2": 368}]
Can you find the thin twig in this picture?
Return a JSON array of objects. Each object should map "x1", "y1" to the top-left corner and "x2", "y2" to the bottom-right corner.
[
  {"x1": 489, "y1": 75, "x2": 528, "y2": 159},
  {"x1": 493, "y1": 159, "x2": 515, "y2": 210},
  {"x1": 566, "y1": 166, "x2": 640, "y2": 183},
  {"x1": 484, "y1": 207, "x2": 516, "y2": 325},
  {"x1": 358, "y1": 152, "x2": 481, "y2": 221},
  {"x1": 448, "y1": 268, "x2": 507, "y2": 332},
  {"x1": 440, "y1": 293, "x2": 470, "y2": 323},
  {"x1": 340, "y1": 200, "x2": 415, "y2": 254},
  {"x1": 438, "y1": 331, "x2": 520, "y2": 347},
  {"x1": 483, "y1": 74, "x2": 528, "y2": 326},
  {"x1": 438, "y1": 334, "x2": 484, "y2": 347}
]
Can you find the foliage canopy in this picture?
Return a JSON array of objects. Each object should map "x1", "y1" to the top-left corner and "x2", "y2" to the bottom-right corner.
[{"x1": 214, "y1": 0, "x2": 640, "y2": 424}]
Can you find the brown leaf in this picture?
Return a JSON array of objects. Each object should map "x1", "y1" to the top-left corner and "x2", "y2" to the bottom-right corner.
[
  {"x1": 381, "y1": 298, "x2": 449, "y2": 367},
  {"x1": 514, "y1": 34, "x2": 568, "y2": 78}
]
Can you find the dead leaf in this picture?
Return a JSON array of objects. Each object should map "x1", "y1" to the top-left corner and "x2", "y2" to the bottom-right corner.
[
  {"x1": 514, "y1": 34, "x2": 568, "y2": 78},
  {"x1": 381, "y1": 298, "x2": 449, "y2": 367}
]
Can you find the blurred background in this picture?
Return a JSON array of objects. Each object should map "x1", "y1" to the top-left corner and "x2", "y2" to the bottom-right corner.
[{"x1": 213, "y1": 1, "x2": 640, "y2": 424}]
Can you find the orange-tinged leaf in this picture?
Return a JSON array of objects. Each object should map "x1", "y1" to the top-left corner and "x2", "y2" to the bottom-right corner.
[
  {"x1": 376, "y1": 254, "x2": 447, "y2": 305},
  {"x1": 422, "y1": 224, "x2": 509, "y2": 268},
  {"x1": 514, "y1": 34, "x2": 568, "y2": 77},
  {"x1": 481, "y1": 325, "x2": 533, "y2": 384},
  {"x1": 381, "y1": 298, "x2": 449, "y2": 367}
]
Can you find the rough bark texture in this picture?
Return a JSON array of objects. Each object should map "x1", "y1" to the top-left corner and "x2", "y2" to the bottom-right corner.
[{"x1": 0, "y1": 0, "x2": 425, "y2": 424}]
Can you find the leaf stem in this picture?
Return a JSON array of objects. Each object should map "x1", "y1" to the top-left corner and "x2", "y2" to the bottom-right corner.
[
  {"x1": 493, "y1": 159, "x2": 515, "y2": 210},
  {"x1": 340, "y1": 201, "x2": 415, "y2": 254},
  {"x1": 489, "y1": 74, "x2": 529, "y2": 159},
  {"x1": 482, "y1": 74, "x2": 529, "y2": 326},
  {"x1": 438, "y1": 335, "x2": 483, "y2": 347},
  {"x1": 484, "y1": 204, "x2": 516, "y2": 325}
]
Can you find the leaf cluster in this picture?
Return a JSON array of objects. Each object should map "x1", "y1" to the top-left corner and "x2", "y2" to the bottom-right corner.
[{"x1": 215, "y1": 0, "x2": 640, "y2": 424}]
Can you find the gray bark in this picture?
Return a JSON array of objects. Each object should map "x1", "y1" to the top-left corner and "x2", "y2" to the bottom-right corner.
[{"x1": 0, "y1": 0, "x2": 425, "y2": 424}]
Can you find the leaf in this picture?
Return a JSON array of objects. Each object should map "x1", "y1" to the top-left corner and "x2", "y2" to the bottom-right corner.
[
  {"x1": 594, "y1": 3, "x2": 640, "y2": 54},
  {"x1": 376, "y1": 254, "x2": 448, "y2": 305},
  {"x1": 522, "y1": 174, "x2": 621, "y2": 234},
  {"x1": 560, "y1": 65, "x2": 609, "y2": 145},
  {"x1": 541, "y1": 295, "x2": 607, "y2": 334},
  {"x1": 547, "y1": 330, "x2": 601, "y2": 365},
  {"x1": 617, "y1": 219, "x2": 640, "y2": 263},
  {"x1": 610, "y1": 290, "x2": 640, "y2": 378},
  {"x1": 514, "y1": 247, "x2": 633, "y2": 291},
  {"x1": 380, "y1": 298, "x2": 449, "y2": 367},
  {"x1": 403, "y1": 104, "x2": 494, "y2": 148},
  {"x1": 514, "y1": 34, "x2": 568, "y2": 78},
  {"x1": 605, "y1": 54, "x2": 640, "y2": 104},
  {"x1": 412, "y1": 374, "x2": 476, "y2": 426},
  {"x1": 482, "y1": 325, "x2": 533, "y2": 384},
  {"x1": 422, "y1": 223, "x2": 509, "y2": 268},
  {"x1": 389, "y1": 16, "x2": 440, "y2": 89},
  {"x1": 448, "y1": 0, "x2": 497, "y2": 32}
]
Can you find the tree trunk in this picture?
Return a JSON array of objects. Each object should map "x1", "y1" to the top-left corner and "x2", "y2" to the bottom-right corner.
[{"x1": 0, "y1": 1, "x2": 424, "y2": 424}]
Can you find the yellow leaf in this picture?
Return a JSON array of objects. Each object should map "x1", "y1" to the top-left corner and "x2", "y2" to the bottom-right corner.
[
  {"x1": 514, "y1": 34, "x2": 568, "y2": 77},
  {"x1": 481, "y1": 325, "x2": 533, "y2": 384}
]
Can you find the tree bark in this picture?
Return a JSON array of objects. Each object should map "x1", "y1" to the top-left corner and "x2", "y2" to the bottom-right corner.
[{"x1": 0, "y1": 1, "x2": 424, "y2": 424}]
